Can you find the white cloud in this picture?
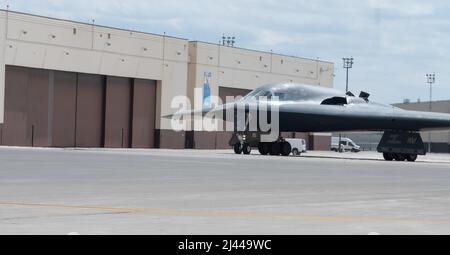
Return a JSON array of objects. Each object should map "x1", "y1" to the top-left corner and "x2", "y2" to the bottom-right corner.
[
  {"x1": 253, "y1": 29, "x2": 295, "y2": 47},
  {"x1": 367, "y1": 0, "x2": 435, "y2": 16},
  {"x1": 6, "y1": 0, "x2": 450, "y2": 104}
]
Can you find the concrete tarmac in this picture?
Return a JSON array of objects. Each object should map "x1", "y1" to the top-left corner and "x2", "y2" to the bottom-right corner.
[{"x1": 1, "y1": 147, "x2": 450, "y2": 235}]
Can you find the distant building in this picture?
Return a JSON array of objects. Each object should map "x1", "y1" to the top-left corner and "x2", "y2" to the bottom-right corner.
[{"x1": 394, "y1": 100, "x2": 450, "y2": 153}]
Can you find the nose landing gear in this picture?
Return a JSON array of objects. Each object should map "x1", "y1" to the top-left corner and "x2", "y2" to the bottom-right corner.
[
  {"x1": 234, "y1": 142, "x2": 252, "y2": 155},
  {"x1": 242, "y1": 143, "x2": 252, "y2": 155},
  {"x1": 233, "y1": 143, "x2": 243, "y2": 154}
]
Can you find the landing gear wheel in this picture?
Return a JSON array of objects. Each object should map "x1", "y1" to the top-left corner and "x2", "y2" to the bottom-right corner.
[
  {"x1": 270, "y1": 142, "x2": 281, "y2": 156},
  {"x1": 406, "y1": 154, "x2": 418, "y2": 162},
  {"x1": 383, "y1": 153, "x2": 394, "y2": 161},
  {"x1": 243, "y1": 143, "x2": 252, "y2": 155},
  {"x1": 281, "y1": 142, "x2": 292, "y2": 156},
  {"x1": 394, "y1": 154, "x2": 406, "y2": 162},
  {"x1": 258, "y1": 143, "x2": 270, "y2": 155},
  {"x1": 234, "y1": 143, "x2": 243, "y2": 154},
  {"x1": 292, "y1": 149, "x2": 301, "y2": 156}
]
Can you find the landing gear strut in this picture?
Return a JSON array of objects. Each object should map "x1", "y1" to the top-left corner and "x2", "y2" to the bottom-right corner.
[{"x1": 233, "y1": 143, "x2": 243, "y2": 154}]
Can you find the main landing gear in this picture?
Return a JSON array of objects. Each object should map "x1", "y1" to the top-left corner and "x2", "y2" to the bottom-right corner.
[
  {"x1": 234, "y1": 140, "x2": 292, "y2": 157},
  {"x1": 257, "y1": 141, "x2": 292, "y2": 156},
  {"x1": 378, "y1": 131, "x2": 425, "y2": 163},
  {"x1": 383, "y1": 153, "x2": 418, "y2": 162},
  {"x1": 231, "y1": 133, "x2": 293, "y2": 157}
]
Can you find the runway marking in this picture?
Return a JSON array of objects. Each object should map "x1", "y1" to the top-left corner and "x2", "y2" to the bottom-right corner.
[{"x1": 1, "y1": 201, "x2": 450, "y2": 225}]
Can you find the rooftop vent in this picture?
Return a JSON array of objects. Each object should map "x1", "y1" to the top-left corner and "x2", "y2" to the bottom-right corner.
[{"x1": 359, "y1": 91, "x2": 370, "y2": 102}]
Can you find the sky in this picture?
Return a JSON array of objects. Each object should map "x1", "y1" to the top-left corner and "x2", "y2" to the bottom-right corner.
[{"x1": 4, "y1": 0, "x2": 450, "y2": 104}]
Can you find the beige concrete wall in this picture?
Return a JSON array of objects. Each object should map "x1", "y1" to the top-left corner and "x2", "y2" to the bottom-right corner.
[
  {"x1": 395, "y1": 101, "x2": 450, "y2": 143},
  {"x1": 188, "y1": 42, "x2": 334, "y2": 101},
  {"x1": 0, "y1": 10, "x2": 189, "y2": 128}
]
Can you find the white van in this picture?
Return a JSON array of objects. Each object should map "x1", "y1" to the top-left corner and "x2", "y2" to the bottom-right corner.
[
  {"x1": 331, "y1": 137, "x2": 361, "y2": 152},
  {"x1": 285, "y1": 139, "x2": 307, "y2": 156}
]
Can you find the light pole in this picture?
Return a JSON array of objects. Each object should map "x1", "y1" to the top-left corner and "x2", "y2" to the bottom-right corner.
[
  {"x1": 222, "y1": 35, "x2": 236, "y2": 47},
  {"x1": 338, "y1": 58, "x2": 354, "y2": 153},
  {"x1": 343, "y1": 57, "x2": 354, "y2": 93},
  {"x1": 426, "y1": 73, "x2": 436, "y2": 153}
]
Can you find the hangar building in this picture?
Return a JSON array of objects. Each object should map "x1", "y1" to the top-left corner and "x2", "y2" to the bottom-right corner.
[{"x1": 0, "y1": 10, "x2": 335, "y2": 150}]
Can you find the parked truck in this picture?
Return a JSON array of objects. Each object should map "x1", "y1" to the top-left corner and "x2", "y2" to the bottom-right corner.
[
  {"x1": 285, "y1": 139, "x2": 307, "y2": 156},
  {"x1": 331, "y1": 137, "x2": 361, "y2": 153}
]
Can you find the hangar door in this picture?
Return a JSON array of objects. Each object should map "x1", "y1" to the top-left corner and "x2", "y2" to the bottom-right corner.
[
  {"x1": 104, "y1": 76, "x2": 132, "y2": 148},
  {"x1": 2, "y1": 66, "x2": 50, "y2": 147},
  {"x1": 51, "y1": 71, "x2": 77, "y2": 147},
  {"x1": 75, "y1": 74, "x2": 105, "y2": 147},
  {"x1": 131, "y1": 79, "x2": 157, "y2": 148},
  {"x1": 103, "y1": 77, "x2": 157, "y2": 148},
  {"x1": 1, "y1": 65, "x2": 157, "y2": 148}
]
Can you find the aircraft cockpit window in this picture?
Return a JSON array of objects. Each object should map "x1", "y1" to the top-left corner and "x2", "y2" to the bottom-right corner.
[
  {"x1": 262, "y1": 91, "x2": 273, "y2": 99},
  {"x1": 243, "y1": 89, "x2": 273, "y2": 100},
  {"x1": 321, "y1": 97, "x2": 348, "y2": 106},
  {"x1": 272, "y1": 88, "x2": 309, "y2": 101},
  {"x1": 244, "y1": 86, "x2": 337, "y2": 102},
  {"x1": 274, "y1": 92, "x2": 286, "y2": 100}
]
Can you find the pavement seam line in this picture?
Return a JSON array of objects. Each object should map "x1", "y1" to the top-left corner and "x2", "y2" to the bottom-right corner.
[{"x1": 1, "y1": 201, "x2": 449, "y2": 225}]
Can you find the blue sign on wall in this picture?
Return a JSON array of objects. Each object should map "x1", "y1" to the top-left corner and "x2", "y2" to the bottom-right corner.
[{"x1": 203, "y1": 72, "x2": 212, "y2": 108}]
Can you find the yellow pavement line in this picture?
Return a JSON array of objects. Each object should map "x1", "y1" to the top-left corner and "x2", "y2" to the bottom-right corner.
[{"x1": 1, "y1": 201, "x2": 449, "y2": 225}]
